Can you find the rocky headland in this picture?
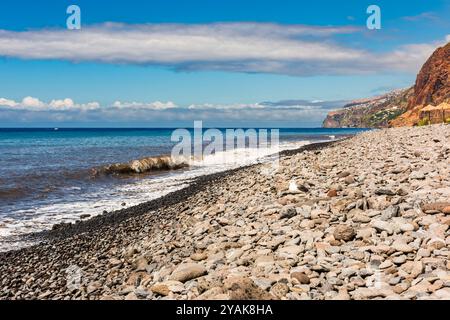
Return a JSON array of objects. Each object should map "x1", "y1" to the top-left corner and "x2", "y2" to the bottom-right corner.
[{"x1": 1, "y1": 124, "x2": 449, "y2": 300}]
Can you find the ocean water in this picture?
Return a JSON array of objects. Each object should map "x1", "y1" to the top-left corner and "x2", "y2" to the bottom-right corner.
[{"x1": 0, "y1": 127, "x2": 366, "y2": 251}]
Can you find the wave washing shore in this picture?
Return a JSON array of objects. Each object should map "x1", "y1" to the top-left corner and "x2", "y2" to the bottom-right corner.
[
  {"x1": 0, "y1": 125, "x2": 449, "y2": 300},
  {"x1": 0, "y1": 128, "x2": 360, "y2": 252},
  {"x1": 0, "y1": 139, "x2": 314, "y2": 251}
]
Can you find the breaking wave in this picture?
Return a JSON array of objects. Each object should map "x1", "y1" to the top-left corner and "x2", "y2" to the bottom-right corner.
[{"x1": 94, "y1": 155, "x2": 188, "y2": 175}]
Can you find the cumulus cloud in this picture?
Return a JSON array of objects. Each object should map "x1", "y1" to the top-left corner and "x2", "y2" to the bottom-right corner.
[
  {"x1": 0, "y1": 98, "x2": 18, "y2": 107},
  {"x1": 0, "y1": 96, "x2": 338, "y2": 112},
  {"x1": 49, "y1": 98, "x2": 75, "y2": 109},
  {"x1": 0, "y1": 96, "x2": 100, "y2": 111},
  {"x1": 0, "y1": 96, "x2": 177, "y2": 115},
  {"x1": 112, "y1": 100, "x2": 177, "y2": 110},
  {"x1": 22, "y1": 96, "x2": 45, "y2": 108},
  {"x1": 0, "y1": 22, "x2": 445, "y2": 75},
  {"x1": 0, "y1": 96, "x2": 344, "y2": 125}
]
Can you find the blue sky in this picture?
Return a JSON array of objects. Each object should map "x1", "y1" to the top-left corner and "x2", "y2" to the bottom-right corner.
[{"x1": 0, "y1": 0, "x2": 449, "y2": 127}]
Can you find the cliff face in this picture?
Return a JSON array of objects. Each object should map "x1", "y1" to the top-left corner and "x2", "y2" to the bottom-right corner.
[
  {"x1": 410, "y1": 42, "x2": 450, "y2": 107},
  {"x1": 323, "y1": 42, "x2": 450, "y2": 128},
  {"x1": 322, "y1": 88, "x2": 413, "y2": 128},
  {"x1": 390, "y1": 42, "x2": 450, "y2": 126}
]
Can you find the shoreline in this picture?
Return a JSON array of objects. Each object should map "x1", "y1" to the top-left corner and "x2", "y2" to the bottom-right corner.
[
  {"x1": 4, "y1": 139, "x2": 340, "y2": 255},
  {"x1": 0, "y1": 133, "x2": 353, "y2": 252},
  {"x1": 1, "y1": 125, "x2": 448, "y2": 300}
]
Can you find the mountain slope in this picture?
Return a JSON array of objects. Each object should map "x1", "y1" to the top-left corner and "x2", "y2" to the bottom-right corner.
[{"x1": 322, "y1": 88, "x2": 413, "y2": 128}]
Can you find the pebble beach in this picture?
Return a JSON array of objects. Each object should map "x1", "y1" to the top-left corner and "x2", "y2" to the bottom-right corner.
[{"x1": 1, "y1": 124, "x2": 449, "y2": 300}]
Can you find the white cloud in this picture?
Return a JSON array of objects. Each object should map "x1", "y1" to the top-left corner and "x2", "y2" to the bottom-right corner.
[
  {"x1": 112, "y1": 100, "x2": 177, "y2": 110},
  {"x1": 0, "y1": 98, "x2": 18, "y2": 107},
  {"x1": 0, "y1": 23, "x2": 361, "y2": 64},
  {"x1": 0, "y1": 96, "x2": 338, "y2": 124},
  {"x1": 0, "y1": 96, "x2": 100, "y2": 111},
  {"x1": 188, "y1": 103, "x2": 265, "y2": 110},
  {"x1": 187, "y1": 102, "x2": 328, "y2": 110},
  {"x1": 0, "y1": 96, "x2": 347, "y2": 115},
  {"x1": 446, "y1": 34, "x2": 450, "y2": 42},
  {"x1": 0, "y1": 22, "x2": 444, "y2": 75},
  {"x1": 49, "y1": 99, "x2": 100, "y2": 111},
  {"x1": 79, "y1": 102, "x2": 101, "y2": 110},
  {"x1": 0, "y1": 96, "x2": 174, "y2": 111},
  {"x1": 376, "y1": 42, "x2": 443, "y2": 72},
  {"x1": 49, "y1": 98, "x2": 75, "y2": 109},
  {"x1": 22, "y1": 96, "x2": 45, "y2": 108}
]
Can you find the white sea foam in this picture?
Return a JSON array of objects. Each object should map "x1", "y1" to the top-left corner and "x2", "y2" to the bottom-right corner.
[{"x1": 0, "y1": 139, "x2": 311, "y2": 252}]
